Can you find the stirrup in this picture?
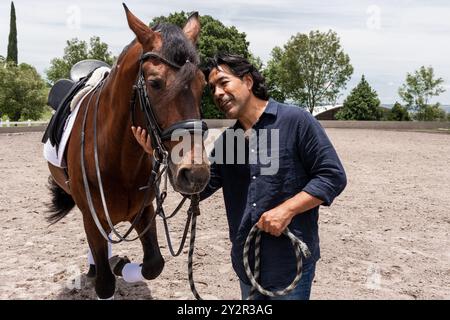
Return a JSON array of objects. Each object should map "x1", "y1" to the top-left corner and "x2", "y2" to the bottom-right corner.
[{"x1": 109, "y1": 255, "x2": 131, "y2": 277}]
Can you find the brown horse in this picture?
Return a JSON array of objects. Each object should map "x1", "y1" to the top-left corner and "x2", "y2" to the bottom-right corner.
[{"x1": 46, "y1": 5, "x2": 210, "y2": 299}]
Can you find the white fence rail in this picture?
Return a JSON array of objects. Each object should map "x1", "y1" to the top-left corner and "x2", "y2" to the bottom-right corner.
[{"x1": 0, "y1": 120, "x2": 49, "y2": 127}]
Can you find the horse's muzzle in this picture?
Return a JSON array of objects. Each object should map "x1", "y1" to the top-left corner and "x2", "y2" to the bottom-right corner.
[{"x1": 172, "y1": 163, "x2": 210, "y2": 195}]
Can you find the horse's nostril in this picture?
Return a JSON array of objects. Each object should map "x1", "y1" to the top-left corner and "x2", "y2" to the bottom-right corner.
[
  {"x1": 178, "y1": 166, "x2": 210, "y2": 187},
  {"x1": 179, "y1": 167, "x2": 192, "y2": 183}
]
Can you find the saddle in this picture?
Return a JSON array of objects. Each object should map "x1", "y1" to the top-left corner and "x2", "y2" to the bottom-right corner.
[{"x1": 42, "y1": 60, "x2": 111, "y2": 151}]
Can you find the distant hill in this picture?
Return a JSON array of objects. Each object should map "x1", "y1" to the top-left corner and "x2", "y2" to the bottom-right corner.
[{"x1": 382, "y1": 104, "x2": 450, "y2": 113}]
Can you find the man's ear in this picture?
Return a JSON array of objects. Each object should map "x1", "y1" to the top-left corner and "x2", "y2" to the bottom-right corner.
[{"x1": 243, "y1": 74, "x2": 254, "y2": 91}]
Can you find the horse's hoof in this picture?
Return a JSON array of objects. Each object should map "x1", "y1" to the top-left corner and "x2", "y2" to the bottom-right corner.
[
  {"x1": 141, "y1": 257, "x2": 165, "y2": 280},
  {"x1": 86, "y1": 264, "x2": 96, "y2": 278},
  {"x1": 109, "y1": 255, "x2": 131, "y2": 277}
]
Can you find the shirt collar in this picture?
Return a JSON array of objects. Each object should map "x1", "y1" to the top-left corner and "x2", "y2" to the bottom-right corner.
[
  {"x1": 263, "y1": 98, "x2": 278, "y2": 117},
  {"x1": 232, "y1": 99, "x2": 278, "y2": 129}
]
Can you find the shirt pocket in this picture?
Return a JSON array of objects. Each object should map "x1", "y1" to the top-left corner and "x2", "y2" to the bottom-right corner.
[{"x1": 259, "y1": 156, "x2": 297, "y2": 195}]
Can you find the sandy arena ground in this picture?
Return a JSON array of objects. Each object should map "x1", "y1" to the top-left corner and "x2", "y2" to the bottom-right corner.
[{"x1": 0, "y1": 129, "x2": 449, "y2": 300}]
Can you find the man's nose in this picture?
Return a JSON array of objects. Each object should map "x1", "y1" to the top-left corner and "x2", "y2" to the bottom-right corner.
[{"x1": 214, "y1": 86, "x2": 225, "y2": 100}]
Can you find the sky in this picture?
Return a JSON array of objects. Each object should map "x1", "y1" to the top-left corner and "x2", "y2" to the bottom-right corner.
[{"x1": 1, "y1": 0, "x2": 450, "y2": 104}]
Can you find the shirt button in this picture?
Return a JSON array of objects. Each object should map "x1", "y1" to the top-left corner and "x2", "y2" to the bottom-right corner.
[
  {"x1": 251, "y1": 149, "x2": 255, "y2": 153},
  {"x1": 252, "y1": 203, "x2": 256, "y2": 207},
  {"x1": 252, "y1": 176, "x2": 256, "y2": 180}
]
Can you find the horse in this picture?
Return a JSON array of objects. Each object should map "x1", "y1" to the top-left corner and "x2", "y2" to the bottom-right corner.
[{"x1": 45, "y1": 5, "x2": 210, "y2": 299}]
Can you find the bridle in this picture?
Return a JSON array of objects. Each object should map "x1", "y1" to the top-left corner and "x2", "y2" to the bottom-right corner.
[{"x1": 131, "y1": 51, "x2": 208, "y2": 164}]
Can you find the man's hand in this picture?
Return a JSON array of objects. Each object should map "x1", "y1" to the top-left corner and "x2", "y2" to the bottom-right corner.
[
  {"x1": 256, "y1": 206, "x2": 294, "y2": 237},
  {"x1": 131, "y1": 126, "x2": 152, "y2": 154},
  {"x1": 256, "y1": 191, "x2": 324, "y2": 237}
]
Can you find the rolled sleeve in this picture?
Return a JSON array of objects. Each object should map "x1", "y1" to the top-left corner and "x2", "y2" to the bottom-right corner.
[{"x1": 297, "y1": 111, "x2": 347, "y2": 206}]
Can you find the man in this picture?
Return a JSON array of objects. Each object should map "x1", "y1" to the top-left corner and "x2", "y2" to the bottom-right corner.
[{"x1": 132, "y1": 53, "x2": 347, "y2": 300}]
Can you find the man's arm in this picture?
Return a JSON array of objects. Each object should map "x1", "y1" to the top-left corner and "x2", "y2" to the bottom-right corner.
[
  {"x1": 257, "y1": 111, "x2": 347, "y2": 237},
  {"x1": 257, "y1": 191, "x2": 323, "y2": 237},
  {"x1": 297, "y1": 112, "x2": 347, "y2": 206}
]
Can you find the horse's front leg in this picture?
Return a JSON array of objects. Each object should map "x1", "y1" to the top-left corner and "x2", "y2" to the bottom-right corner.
[
  {"x1": 135, "y1": 205, "x2": 165, "y2": 280},
  {"x1": 83, "y1": 217, "x2": 116, "y2": 299},
  {"x1": 107, "y1": 206, "x2": 164, "y2": 285}
]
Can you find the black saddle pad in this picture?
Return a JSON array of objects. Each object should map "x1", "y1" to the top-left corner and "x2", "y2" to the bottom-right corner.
[{"x1": 41, "y1": 76, "x2": 90, "y2": 151}]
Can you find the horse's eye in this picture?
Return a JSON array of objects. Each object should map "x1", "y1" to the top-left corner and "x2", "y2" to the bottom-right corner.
[{"x1": 148, "y1": 79, "x2": 163, "y2": 90}]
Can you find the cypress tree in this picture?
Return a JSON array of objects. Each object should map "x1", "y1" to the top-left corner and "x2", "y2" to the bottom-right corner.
[{"x1": 7, "y1": 2, "x2": 18, "y2": 64}]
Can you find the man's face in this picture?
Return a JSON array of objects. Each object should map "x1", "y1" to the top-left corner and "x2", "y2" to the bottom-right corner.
[{"x1": 208, "y1": 65, "x2": 253, "y2": 119}]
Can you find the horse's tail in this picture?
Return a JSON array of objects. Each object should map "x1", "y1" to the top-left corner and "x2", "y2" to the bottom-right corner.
[{"x1": 46, "y1": 176, "x2": 75, "y2": 224}]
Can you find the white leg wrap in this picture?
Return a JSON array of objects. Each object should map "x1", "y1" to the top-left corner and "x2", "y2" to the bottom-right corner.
[
  {"x1": 87, "y1": 249, "x2": 95, "y2": 265},
  {"x1": 87, "y1": 238, "x2": 112, "y2": 265},
  {"x1": 122, "y1": 263, "x2": 145, "y2": 283}
]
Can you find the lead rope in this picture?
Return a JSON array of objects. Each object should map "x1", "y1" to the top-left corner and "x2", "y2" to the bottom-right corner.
[
  {"x1": 154, "y1": 168, "x2": 191, "y2": 257},
  {"x1": 187, "y1": 194, "x2": 202, "y2": 300},
  {"x1": 243, "y1": 224, "x2": 311, "y2": 299},
  {"x1": 152, "y1": 167, "x2": 203, "y2": 300}
]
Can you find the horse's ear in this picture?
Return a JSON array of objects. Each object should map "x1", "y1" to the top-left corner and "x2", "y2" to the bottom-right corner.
[
  {"x1": 183, "y1": 12, "x2": 201, "y2": 45},
  {"x1": 123, "y1": 3, "x2": 157, "y2": 48}
]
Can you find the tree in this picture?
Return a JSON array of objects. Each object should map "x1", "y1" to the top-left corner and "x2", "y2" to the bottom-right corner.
[
  {"x1": 46, "y1": 36, "x2": 115, "y2": 85},
  {"x1": 415, "y1": 103, "x2": 447, "y2": 121},
  {"x1": 388, "y1": 102, "x2": 411, "y2": 121},
  {"x1": 150, "y1": 12, "x2": 252, "y2": 119},
  {"x1": 87, "y1": 36, "x2": 115, "y2": 64},
  {"x1": 335, "y1": 75, "x2": 382, "y2": 120},
  {"x1": 263, "y1": 47, "x2": 287, "y2": 103},
  {"x1": 7, "y1": 1, "x2": 18, "y2": 64},
  {"x1": 0, "y1": 62, "x2": 48, "y2": 121},
  {"x1": 399, "y1": 66, "x2": 445, "y2": 111},
  {"x1": 266, "y1": 30, "x2": 353, "y2": 113},
  {"x1": 398, "y1": 66, "x2": 446, "y2": 120},
  {"x1": 151, "y1": 12, "x2": 250, "y2": 62}
]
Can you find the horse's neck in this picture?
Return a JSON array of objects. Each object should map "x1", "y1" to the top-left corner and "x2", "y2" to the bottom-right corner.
[{"x1": 99, "y1": 42, "x2": 148, "y2": 157}]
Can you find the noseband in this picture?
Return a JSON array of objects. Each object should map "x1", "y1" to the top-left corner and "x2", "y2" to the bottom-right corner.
[{"x1": 131, "y1": 51, "x2": 208, "y2": 163}]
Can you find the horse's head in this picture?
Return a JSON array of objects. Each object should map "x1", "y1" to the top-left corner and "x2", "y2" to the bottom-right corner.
[{"x1": 124, "y1": 5, "x2": 209, "y2": 195}]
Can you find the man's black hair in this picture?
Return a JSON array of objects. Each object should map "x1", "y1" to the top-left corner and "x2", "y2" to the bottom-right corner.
[{"x1": 203, "y1": 53, "x2": 269, "y2": 100}]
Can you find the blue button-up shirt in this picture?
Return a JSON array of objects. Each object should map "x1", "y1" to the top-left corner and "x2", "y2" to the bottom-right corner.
[{"x1": 200, "y1": 99, "x2": 347, "y2": 290}]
